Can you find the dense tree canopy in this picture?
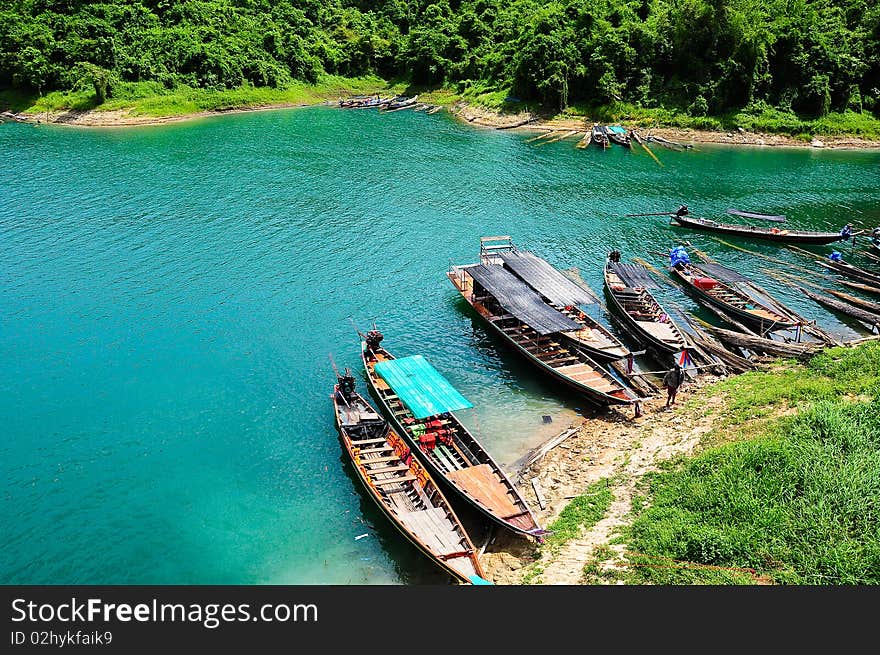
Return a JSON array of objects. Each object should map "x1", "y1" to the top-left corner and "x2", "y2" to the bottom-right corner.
[{"x1": 1, "y1": 0, "x2": 878, "y2": 115}]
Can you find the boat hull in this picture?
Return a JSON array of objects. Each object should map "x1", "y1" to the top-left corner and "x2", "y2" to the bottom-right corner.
[
  {"x1": 360, "y1": 346, "x2": 543, "y2": 539},
  {"x1": 603, "y1": 267, "x2": 684, "y2": 357},
  {"x1": 671, "y1": 215, "x2": 844, "y2": 245},
  {"x1": 670, "y1": 266, "x2": 795, "y2": 333},
  {"x1": 332, "y1": 388, "x2": 482, "y2": 583},
  {"x1": 448, "y1": 272, "x2": 632, "y2": 407}
]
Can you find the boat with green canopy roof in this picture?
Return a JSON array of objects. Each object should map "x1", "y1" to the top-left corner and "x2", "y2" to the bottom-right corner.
[{"x1": 360, "y1": 328, "x2": 547, "y2": 540}]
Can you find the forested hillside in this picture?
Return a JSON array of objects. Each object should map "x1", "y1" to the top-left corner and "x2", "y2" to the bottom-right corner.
[{"x1": 2, "y1": 0, "x2": 878, "y2": 118}]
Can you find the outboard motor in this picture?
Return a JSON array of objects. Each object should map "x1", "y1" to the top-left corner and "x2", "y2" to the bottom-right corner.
[
  {"x1": 365, "y1": 329, "x2": 384, "y2": 352},
  {"x1": 338, "y1": 368, "x2": 357, "y2": 399}
]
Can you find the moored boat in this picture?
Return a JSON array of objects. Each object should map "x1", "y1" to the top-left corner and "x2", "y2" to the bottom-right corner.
[
  {"x1": 818, "y1": 256, "x2": 880, "y2": 287},
  {"x1": 603, "y1": 251, "x2": 687, "y2": 357},
  {"x1": 591, "y1": 124, "x2": 609, "y2": 150},
  {"x1": 360, "y1": 330, "x2": 547, "y2": 540},
  {"x1": 668, "y1": 246, "x2": 798, "y2": 333},
  {"x1": 383, "y1": 95, "x2": 419, "y2": 111},
  {"x1": 606, "y1": 125, "x2": 632, "y2": 148},
  {"x1": 447, "y1": 263, "x2": 637, "y2": 407},
  {"x1": 331, "y1": 369, "x2": 487, "y2": 584},
  {"x1": 670, "y1": 207, "x2": 854, "y2": 245},
  {"x1": 477, "y1": 237, "x2": 629, "y2": 362}
]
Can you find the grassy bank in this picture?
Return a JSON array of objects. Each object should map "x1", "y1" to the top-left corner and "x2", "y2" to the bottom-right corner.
[
  {"x1": 608, "y1": 343, "x2": 880, "y2": 585},
  {"x1": 4, "y1": 74, "x2": 880, "y2": 140},
  {"x1": 0, "y1": 75, "x2": 403, "y2": 118},
  {"x1": 454, "y1": 81, "x2": 880, "y2": 139},
  {"x1": 521, "y1": 479, "x2": 614, "y2": 584},
  {"x1": 562, "y1": 102, "x2": 880, "y2": 140}
]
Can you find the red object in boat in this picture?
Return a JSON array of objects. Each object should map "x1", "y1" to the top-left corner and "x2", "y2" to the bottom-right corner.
[{"x1": 693, "y1": 277, "x2": 718, "y2": 290}]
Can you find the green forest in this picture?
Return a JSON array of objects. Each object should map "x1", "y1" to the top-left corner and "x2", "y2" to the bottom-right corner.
[{"x1": 2, "y1": 1, "x2": 879, "y2": 131}]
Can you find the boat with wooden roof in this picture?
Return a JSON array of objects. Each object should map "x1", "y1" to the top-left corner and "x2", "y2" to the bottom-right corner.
[
  {"x1": 603, "y1": 251, "x2": 687, "y2": 356},
  {"x1": 670, "y1": 208, "x2": 853, "y2": 245},
  {"x1": 447, "y1": 262, "x2": 637, "y2": 407},
  {"x1": 331, "y1": 368, "x2": 487, "y2": 584},
  {"x1": 477, "y1": 237, "x2": 629, "y2": 362},
  {"x1": 668, "y1": 246, "x2": 798, "y2": 333},
  {"x1": 360, "y1": 330, "x2": 547, "y2": 540}
]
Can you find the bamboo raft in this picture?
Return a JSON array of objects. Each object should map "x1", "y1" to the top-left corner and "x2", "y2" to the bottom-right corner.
[{"x1": 332, "y1": 370, "x2": 485, "y2": 584}]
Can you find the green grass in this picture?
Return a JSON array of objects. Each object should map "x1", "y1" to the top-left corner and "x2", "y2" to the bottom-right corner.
[
  {"x1": 620, "y1": 343, "x2": 880, "y2": 585},
  {"x1": 520, "y1": 478, "x2": 614, "y2": 585},
  {"x1": 2, "y1": 75, "x2": 399, "y2": 118},
  {"x1": 556, "y1": 100, "x2": 880, "y2": 139},
  {"x1": 545, "y1": 479, "x2": 614, "y2": 550}
]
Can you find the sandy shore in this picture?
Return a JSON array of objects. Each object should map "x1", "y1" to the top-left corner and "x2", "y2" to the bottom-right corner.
[
  {"x1": 4, "y1": 102, "x2": 327, "y2": 128},
  {"x1": 6, "y1": 98, "x2": 880, "y2": 148},
  {"x1": 481, "y1": 373, "x2": 731, "y2": 585},
  {"x1": 448, "y1": 102, "x2": 880, "y2": 149}
]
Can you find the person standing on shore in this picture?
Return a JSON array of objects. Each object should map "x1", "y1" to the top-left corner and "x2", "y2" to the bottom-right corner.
[{"x1": 663, "y1": 363, "x2": 685, "y2": 409}]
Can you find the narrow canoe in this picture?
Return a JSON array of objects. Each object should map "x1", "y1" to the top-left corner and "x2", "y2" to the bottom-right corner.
[
  {"x1": 448, "y1": 266, "x2": 636, "y2": 406},
  {"x1": 817, "y1": 259, "x2": 880, "y2": 287},
  {"x1": 671, "y1": 213, "x2": 848, "y2": 245},
  {"x1": 670, "y1": 262, "x2": 797, "y2": 333},
  {"x1": 360, "y1": 335, "x2": 546, "y2": 540},
  {"x1": 332, "y1": 371, "x2": 486, "y2": 584},
  {"x1": 603, "y1": 257, "x2": 687, "y2": 356}
]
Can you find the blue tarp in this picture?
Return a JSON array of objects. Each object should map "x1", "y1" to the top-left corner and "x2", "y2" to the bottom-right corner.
[{"x1": 374, "y1": 355, "x2": 473, "y2": 419}]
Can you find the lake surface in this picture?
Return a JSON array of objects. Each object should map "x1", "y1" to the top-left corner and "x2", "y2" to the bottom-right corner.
[{"x1": 2, "y1": 107, "x2": 879, "y2": 584}]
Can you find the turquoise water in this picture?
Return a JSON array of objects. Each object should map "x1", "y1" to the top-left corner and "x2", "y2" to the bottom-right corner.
[{"x1": 2, "y1": 107, "x2": 879, "y2": 584}]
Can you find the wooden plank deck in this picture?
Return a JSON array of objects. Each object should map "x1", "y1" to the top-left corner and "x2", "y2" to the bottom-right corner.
[
  {"x1": 446, "y1": 464, "x2": 520, "y2": 518},
  {"x1": 398, "y1": 508, "x2": 463, "y2": 556}
]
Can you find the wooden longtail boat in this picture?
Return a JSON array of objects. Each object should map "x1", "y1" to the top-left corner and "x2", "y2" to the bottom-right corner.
[
  {"x1": 447, "y1": 265, "x2": 636, "y2": 407},
  {"x1": 360, "y1": 332, "x2": 547, "y2": 539},
  {"x1": 383, "y1": 95, "x2": 419, "y2": 111},
  {"x1": 603, "y1": 254, "x2": 687, "y2": 356},
  {"x1": 818, "y1": 259, "x2": 880, "y2": 287},
  {"x1": 592, "y1": 124, "x2": 609, "y2": 149},
  {"x1": 669, "y1": 261, "x2": 797, "y2": 333},
  {"x1": 477, "y1": 237, "x2": 629, "y2": 362},
  {"x1": 670, "y1": 213, "x2": 852, "y2": 245},
  {"x1": 606, "y1": 126, "x2": 632, "y2": 148},
  {"x1": 331, "y1": 370, "x2": 486, "y2": 584}
]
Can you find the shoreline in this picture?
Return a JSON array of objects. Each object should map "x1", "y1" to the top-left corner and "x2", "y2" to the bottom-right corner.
[
  {"x1": 6, "y1": 97, "x2": 880, "y2": 149},
  {"x1": 447, "y1": 102, "x2": 880, "y2": 150},
  {"x1": 482, "y1": 375, "x2": 722, "y2": 584}
]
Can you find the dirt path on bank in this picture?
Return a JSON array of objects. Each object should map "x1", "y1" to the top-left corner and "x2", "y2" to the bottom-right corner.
[{"x1": 481, "y1": 375, "x2": 726, "y2": 585}]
